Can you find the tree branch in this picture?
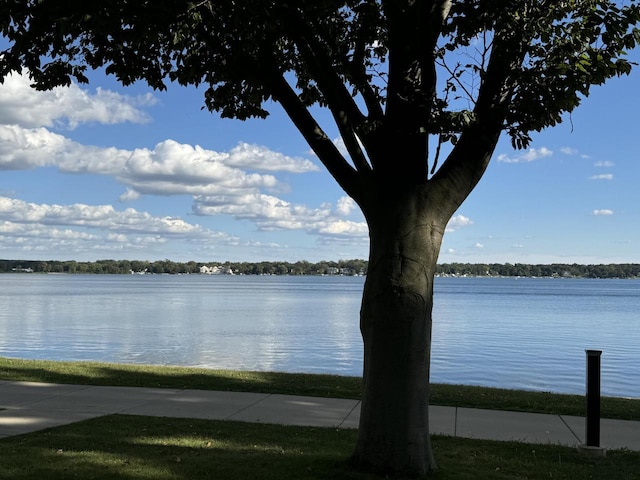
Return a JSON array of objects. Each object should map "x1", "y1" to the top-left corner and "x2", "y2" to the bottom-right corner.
[
  {"x1": 383, "y1": 0, "x2": 450, "y2": 120},
  {"x1": 375, "y1": 1, "x2": 452, "y2": 181},
  {"x1": 357, "y1": 77, "x2": 385, "y2": 121},
  {"x1": 430, "y1": 26, "x2": 525, "y2": 215},
  {"x1": 436, "y1": 59, "x2": 477, "y2": 108},
  {"x1": 332, "y1": 109, "x2": 372, "y2": 176},
  {"x1": 262, "y1": 61, "x2": 363, "y2": 200},
  {"x1": 286, "y1": 9, "x2": 368, "y2": 131},
  {"x1": 348, "y1": 17, "x2": 385, "y2": 121}
]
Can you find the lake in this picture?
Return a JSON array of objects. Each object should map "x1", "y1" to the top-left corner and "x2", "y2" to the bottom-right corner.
[{"x1": 1, "y1": 274, "x2": 638, "y2": 398}]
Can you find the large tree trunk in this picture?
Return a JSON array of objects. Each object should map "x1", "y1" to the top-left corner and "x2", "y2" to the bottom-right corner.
[{"x1": 352, "y1": 187, "x2": 447, "y2": 477}]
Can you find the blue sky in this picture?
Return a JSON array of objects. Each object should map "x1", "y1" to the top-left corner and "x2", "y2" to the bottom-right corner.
[{"x1": 0, "y1": 55, "x2": 639, "y2": 264}]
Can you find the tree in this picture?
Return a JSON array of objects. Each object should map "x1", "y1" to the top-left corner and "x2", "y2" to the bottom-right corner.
[{"x1": 2, "y1": 1, "x2": 639, "y2": 475}]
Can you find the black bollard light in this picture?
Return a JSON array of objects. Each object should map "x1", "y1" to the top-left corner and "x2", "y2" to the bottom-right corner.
[{"x1": 585, "y1": 350, "x2": 602, "y2": 447}]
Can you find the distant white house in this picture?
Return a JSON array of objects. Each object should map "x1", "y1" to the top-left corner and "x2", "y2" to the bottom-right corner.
[
  {"x1": 199, "y1": 265, "x2": 234, "y2": 275},
  {"x1": 199, "y1": 265, "x2": 221, "y2": 275}
]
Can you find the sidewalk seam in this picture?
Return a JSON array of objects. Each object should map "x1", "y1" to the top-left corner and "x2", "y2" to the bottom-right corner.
[
  {"x1": 559, "y1": 415, "x2": 582, "y2": 443},
  {"x1": 224, "y1": 393, "x2": 272, "y2": 420},
  {"x1": 337, "y1": 400, "x2": 360, "y2": 428},
  {"x1": 454, "y1": 407, "x2": 458, "y2": 437}
]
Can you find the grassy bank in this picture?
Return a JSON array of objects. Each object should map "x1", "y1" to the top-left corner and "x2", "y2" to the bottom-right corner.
[
  {"x1": 2, "y1": 357, "x2": 640, "y2": 479},
  {"x1": 1, "y1": 414, "x2": 639, "y2": 480},
  {"x1": 1, "y1": 357, "x2": 640, "y2": 421}
]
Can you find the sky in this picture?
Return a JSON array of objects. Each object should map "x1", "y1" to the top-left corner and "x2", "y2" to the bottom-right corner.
[{"x1": 0, "y1": 53, "x2": 639, "y2": 264}]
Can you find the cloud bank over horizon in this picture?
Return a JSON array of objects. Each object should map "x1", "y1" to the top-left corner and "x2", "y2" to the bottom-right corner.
[
  {"x1": 0, "y1": 74, "x2": 358, "y2": 259},
  {"x1": 0, "y1": 73, "x2": 546, "y2": 262}
]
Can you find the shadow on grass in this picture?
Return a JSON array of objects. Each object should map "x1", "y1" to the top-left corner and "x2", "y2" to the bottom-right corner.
[
  {"x1": 0, "y1": 357, "x2": 363, "y2": 399},
  {"x1": 1, "y1": 415, "x2": 640, "y2": 480},
  {"x1": 0, "y1": 415, "x2": 365, "y2": 480}
]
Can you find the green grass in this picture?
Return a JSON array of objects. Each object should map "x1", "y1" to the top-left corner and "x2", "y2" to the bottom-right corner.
[
  {"x1": 2, "y1": 357, "x2": 640, "y2": 421},
  {"x1": 1, "y1": 415, "x2": 639, "y2": 480},
  {"x1": 0, "y1": 357, "x2": 362, "y2": 398},
  {"x1": 2, "y1": 357, "x2": 640, "y2": 479},
  {"x1": 430, "y1": 384, "x2": 640, "y2": 421}
]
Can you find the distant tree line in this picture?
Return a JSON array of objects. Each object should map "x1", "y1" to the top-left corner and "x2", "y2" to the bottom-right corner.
[
  {"x1": 436, "y1": 263, "x2": 640, "y2": 279},
  {"x1": 0, "y1": 258, "x2": 368, "y2": 276},
  {"x1": 2, "y1": 259, "x2": 640, "y2": 278}
]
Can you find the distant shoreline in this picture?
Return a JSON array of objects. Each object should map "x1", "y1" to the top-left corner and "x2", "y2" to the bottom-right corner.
[{"x1": 2, "y1": 258, "x2": 640, "y2": 279}]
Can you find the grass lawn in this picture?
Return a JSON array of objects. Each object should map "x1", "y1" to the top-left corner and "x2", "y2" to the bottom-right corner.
[
  {"x1": 2, "y1": 357, "x2": 640, "y2": 479},
  {"x1": 1, "y1": 415, "x2": 639, "y2": 480}
]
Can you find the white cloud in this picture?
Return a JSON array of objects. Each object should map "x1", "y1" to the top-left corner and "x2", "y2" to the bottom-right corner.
[
  {"x1": 474, "y1": 242, "x2": 484, "y2": 248},
  {"x1": 107, "y1": 233, "x2": 129, "y2": 243},
  {"x1": 333, "y1": 137, "x2": 349, "y2": 156},
  {"x1": 224, "y1": 142, "x2": 318, "y2": 173},
  {"x1": 446, "y1": 214, "x2": 473, "y2": 232},
  {"x1": 119, "y1": 188, "x2": 141, "y2": 202},
  {"x1": 0, "y1": 76, "x2": 317, "y2": 200},
  {"x1": 560, "y1": 147, "x2": 577, "y2": 155},
  {"x1": 315, "y1": 220, "x2": 368, "y2": 236},
  {"x1": 0, "y1": 221, "x2": 97, "y2": 240},
  {"x1": 0, "y1": 222, "x2": 100, "y2": 255},
  {"x1": 592, "y1": 209, "x2": 614, "y2": 216},
  {"x1": 589, "y1": 174, "x2": 613, "y2": 180},
  {"x1": 0, "y1": 78, "x2": 328, "y2": 254},
  {"x1": 121, "y1": 139, "x2": 283, "y2": 196},
  {"x1": 0, "y1": 196, "x2": 236, "y2": 241},
  {"x1": 594, "y1": 161, "x2": 615, "y2": 168},
  {"x1": 193, "y1": 197, "x2": 470, "y2": 244},
  {"x1": 193, "y1": 193, "x2": 325, "y2": 228},
  {"x1": 335, "y1": 196, "x2": 356, "y2": 216},
  {"x1": 0, "y1": 119, "x2": 341, "y2": 251},
  {"x1": 0, "y1": 194, "x2": 252, "y2": 259},
  {"x1": 0, "y1": 73, "x2": 155, "y2": 129},
  {"x1": 497, "y1": 147, "x2": 553, "y2": 164},
  {"x1": 0, "y1": 126, "x2": 318, "y2": 198},
  {"x1": 0, "y1": 125, "x2": 67, "y2": 169},
  {"x1": 193, "y1": 193, "x2": 368, "y2": 240}
]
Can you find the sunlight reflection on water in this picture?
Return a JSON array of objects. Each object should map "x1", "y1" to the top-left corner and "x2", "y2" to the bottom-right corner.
[{"x1": 1, "y1": 274, "x2": 638, "y2": 397}]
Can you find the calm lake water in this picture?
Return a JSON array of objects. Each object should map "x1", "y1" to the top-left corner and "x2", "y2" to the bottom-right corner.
[{"x1": 1, "y1": 274, "x2": 639, "y2": 398}]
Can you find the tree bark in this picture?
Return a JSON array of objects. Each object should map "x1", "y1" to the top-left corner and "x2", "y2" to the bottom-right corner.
[{"x1": 352, "y1": 185, "x2": 447, "y2": 476}]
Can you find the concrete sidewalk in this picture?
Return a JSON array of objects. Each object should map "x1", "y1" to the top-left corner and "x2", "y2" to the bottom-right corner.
[{"x1": 1, "y1": 380, "x2": 639, "y2": 451}]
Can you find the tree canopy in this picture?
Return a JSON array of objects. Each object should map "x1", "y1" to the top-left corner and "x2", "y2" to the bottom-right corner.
[{"x1": 2, "y1": 1, "x2": 639, "y2": 198}]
